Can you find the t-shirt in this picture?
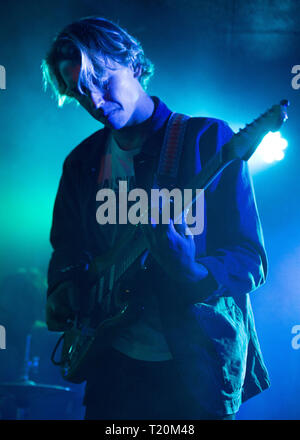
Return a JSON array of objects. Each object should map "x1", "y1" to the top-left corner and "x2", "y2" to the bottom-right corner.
[{"x1": 96, "y1": 132, "x2": 172, "y2": 361}]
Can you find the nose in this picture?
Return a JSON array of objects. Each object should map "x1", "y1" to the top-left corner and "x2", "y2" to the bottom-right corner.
[{"x1": 90, "y1": 91, "x2": 105, "y2": 109}]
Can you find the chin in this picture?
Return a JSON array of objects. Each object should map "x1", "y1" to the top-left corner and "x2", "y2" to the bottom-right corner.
[
  {"x1": 108, "y1": 117, "x2": 129, "y2": 131},
  {"x1": 105, "y1": 121, "x2": 123, "y2": 130}
]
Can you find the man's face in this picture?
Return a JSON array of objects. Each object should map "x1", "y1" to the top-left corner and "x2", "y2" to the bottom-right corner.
[{"x1": 58, "y1": 59, "x2": 144, "y2": 130}]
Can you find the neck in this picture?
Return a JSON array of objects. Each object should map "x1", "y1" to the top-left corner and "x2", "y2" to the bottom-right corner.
[{"x1": 112, "y1": 94, "x2": 155, "y2": 151}]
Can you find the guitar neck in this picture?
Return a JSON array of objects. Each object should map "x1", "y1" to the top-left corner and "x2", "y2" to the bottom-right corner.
[
  {"x1": 114, "y1": 229, "x2": 147, "y2": 282},
  {"x1": 175, "y1": 147, "x2": 233, "y2": 219}
]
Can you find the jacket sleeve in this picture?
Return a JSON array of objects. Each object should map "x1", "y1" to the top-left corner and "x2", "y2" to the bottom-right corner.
[
  {"x1": 47, "y1": 156, "x2": 88, "y2": 297},
  {"x1": 188, "y1": 120, "x2": 268, "y2": 303}
]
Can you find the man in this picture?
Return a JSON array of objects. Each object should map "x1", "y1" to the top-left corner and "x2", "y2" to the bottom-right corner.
[{"x1": 43, "y1": 16, "x2": 270, "y2": 420}]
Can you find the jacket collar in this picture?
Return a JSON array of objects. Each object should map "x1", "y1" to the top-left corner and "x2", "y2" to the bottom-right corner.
[
  {"x1": 139, "y1": 96, "x2": 173, "y2": 157},
  {"x1": 83, "y1": 96, "x2": 172, "y2": 170}
]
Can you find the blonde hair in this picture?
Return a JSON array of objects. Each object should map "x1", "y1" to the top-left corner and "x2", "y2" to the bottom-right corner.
[{"x1": 42, "y1": 16, "x2": 154, "y2": 106}]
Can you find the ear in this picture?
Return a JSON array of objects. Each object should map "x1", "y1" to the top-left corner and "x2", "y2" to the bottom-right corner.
[{"x1": 133, "y1": 63, "x2": 142, "y2": 79}]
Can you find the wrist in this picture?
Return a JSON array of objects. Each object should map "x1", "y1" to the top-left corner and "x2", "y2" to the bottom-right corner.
[
  {"x1": 186, "y1": 261, "x2": 209, "y2": 284},
  {"x1": 179, "y1": 262, "x2": 220, "y2": 305}
]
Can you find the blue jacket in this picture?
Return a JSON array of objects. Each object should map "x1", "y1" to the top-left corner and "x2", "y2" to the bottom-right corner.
[{"x1": 47, "y1": 97, "x2": 270, "y2": 415}]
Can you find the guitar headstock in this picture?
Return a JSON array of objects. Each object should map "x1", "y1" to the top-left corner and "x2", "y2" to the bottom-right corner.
[{"x1": 224, "y1": 99, "x2": 289, "y2": 162}]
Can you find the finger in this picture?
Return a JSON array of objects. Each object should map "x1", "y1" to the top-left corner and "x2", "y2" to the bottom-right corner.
[
  {"x1": 172, "y1": 219, "x2": 187, "y2": 236},
  {"x1": 46, "y1": 304, "x2": 73, "y2": 331}
]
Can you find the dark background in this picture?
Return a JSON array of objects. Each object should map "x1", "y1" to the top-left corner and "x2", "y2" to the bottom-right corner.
[{"x1": 0, "y1": 0, "x2": 299, "y2": 419}]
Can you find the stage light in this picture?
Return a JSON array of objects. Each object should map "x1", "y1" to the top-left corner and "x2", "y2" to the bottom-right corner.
[
  {"x1": 255, "y1": 131, "x2": 288, "y2": 164},
  {"x1": 247, "y1": 131, "x2": 288, "y2": 173}
]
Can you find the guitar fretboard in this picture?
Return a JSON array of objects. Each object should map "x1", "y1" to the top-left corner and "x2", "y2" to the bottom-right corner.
[{"x1": 114, "y1": 228, "x2": 147, "y2": 283}]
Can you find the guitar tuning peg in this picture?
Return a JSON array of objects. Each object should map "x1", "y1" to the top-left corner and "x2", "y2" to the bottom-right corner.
[{"x1": 280, "y1": 99, "x2": 290, "y2": 107}]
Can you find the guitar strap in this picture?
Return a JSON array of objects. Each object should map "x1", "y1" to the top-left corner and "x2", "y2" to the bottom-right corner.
[{"x1": 153, "y1": 112, "x2": 190, "y2": 190}]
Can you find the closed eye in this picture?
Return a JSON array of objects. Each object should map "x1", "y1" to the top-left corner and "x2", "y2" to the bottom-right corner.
[{"x1": 91, "y1": 75, "x2": 109, "y2": 92}]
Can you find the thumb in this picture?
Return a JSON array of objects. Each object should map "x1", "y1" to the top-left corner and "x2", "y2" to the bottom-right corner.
[{"x1": 172, "y1": 217, "x2": 187, "y2": 235}]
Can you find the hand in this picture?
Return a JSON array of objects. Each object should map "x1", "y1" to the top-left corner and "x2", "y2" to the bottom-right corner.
[
  {"x1": 141, "y1": 217, "x2": 208, "y2": 285},
  {"x1": 46, "y1": 280, "x2": 80, "y2": 331}
]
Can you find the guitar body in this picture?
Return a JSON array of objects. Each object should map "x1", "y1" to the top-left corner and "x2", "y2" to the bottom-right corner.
[
  {"x1": 60, "y1": 300, "x2": 141, "y2": 383},
  {"x1": 52, "y1": 100, "x2": 289, "y2": 384},
  {"x1": 57, "y1": 227, "x2": 150, "y2": 383}
]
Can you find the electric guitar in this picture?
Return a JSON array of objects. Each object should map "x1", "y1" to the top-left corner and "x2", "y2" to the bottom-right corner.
[{"x1": 51, "y1": 100, "x2": 289, "y2": 383}]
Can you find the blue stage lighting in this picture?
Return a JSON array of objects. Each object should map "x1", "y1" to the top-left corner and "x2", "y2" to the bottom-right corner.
[
  {"x1": 247, "y1": 131, "x2": 288, "y2": 173},
  {"x1": 255, "y1": 131, "x2": 288, "y2": 164}
]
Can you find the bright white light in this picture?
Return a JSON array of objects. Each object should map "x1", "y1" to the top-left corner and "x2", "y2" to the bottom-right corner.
[
  {"x1": 255, "y1": 131, "x2": 288, "y2": 164},
  {"x1": 247, "y1": 131, "x2": 288, "y2": 173}
]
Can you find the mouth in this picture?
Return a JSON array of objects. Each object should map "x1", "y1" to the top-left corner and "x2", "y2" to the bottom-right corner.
[{"x1": 105, "y1": 109, "x2": 118, "y2": 118}]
